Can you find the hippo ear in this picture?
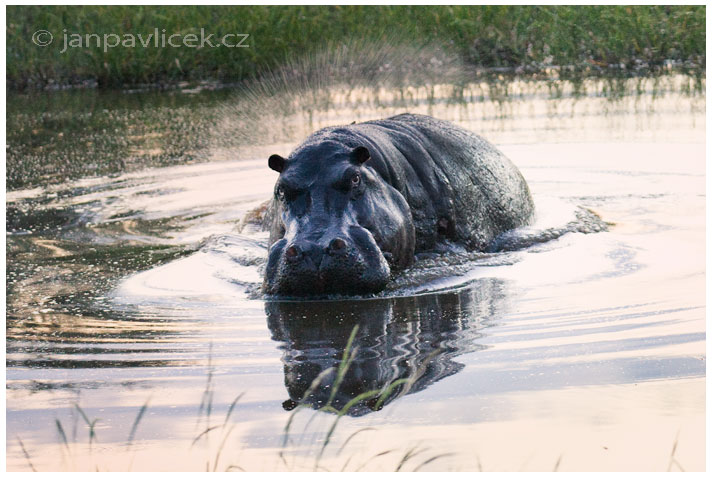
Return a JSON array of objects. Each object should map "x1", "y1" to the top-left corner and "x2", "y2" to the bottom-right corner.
[
  {"x1": 268, "y1": 154, "x2": 286, "y2": 173},
  {"x1": 351, "y1": 146, "x2": 371, "y2": 165}
]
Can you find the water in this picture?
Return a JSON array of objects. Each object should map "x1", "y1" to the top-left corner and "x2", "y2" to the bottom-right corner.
[{"x1": 5, "y1": 75, "x2": 705, "y2": 471}]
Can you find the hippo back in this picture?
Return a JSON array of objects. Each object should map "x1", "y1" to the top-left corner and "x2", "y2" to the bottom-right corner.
[{"x1": 291, "y1": 113, "x2": 534, "y2": 252}]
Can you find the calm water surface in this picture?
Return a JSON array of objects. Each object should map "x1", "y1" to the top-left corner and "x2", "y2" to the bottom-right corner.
[{"x1": 6, "y1": 76, "x2": 706, "y2": 471}]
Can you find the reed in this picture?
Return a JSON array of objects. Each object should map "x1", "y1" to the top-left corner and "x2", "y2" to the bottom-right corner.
[{"x1": 7, "y1": 5, "x2": 705, "y2": 90}]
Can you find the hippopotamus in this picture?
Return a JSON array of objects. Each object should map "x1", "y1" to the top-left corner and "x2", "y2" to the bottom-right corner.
[{"x1": 263, "y1": 113, "x2": 534, "y2": 296}]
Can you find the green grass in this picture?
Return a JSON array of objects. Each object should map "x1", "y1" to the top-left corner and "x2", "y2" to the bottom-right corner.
[{"x1": 6, "y1": 5, "x2": 706, "y2": 89}]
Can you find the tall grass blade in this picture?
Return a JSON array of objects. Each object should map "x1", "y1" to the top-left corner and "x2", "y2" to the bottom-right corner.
[
  {"x1": 223, "y1": 392, "x2": 245, "y2": 426},
  {"x1": 667, "y1": 430, "x2": 684, "y2": 472},
  {"x1": 281, "y1": 366, "x2": 335, "y2": 448},
  {"x1": 16, "y1": 436, "x2": 37, "y2": 472},
  {"x1": 314, "y1": 389, "x2": 380, "y2": 470},
  {"x1": 127, "y1": 400, "x2": 149, "y2": 446},
  {"x1": 412, "y1": 453, "x2": 456, "y2": 471},
  {"x1": 355, "y1": 449, "x2": 396, "y2": 471},
  {"x1": 212, "y1": 423, "x2": 237, "y2": 472},
  {"x1": 55, "y1": 419, "x2": 70, "y2": 453},
  {"x1": 374, "y1": 349, "x2": 441, "y2": 410},
  {"x1": 191, "y1": 425, "x2": 221, "y2": 447},
  {"x1": 74, "y1": 404, "x2": 99, "y2": 445},
  {"x1": 395, "y1": 445, "x2": 426, "y2": 472},
  {"x1": 198, "y1": 343, "x2": 215, "y2": 428},
  {"x1": 373, "y1": 378, "x2": 411, "y2": 410},
  {"x1": 337, "y1": 427, "x2": 376, "y2": 455},
  {"x1": 326, "y1": 325, "x2": 359, "y2": 408}
]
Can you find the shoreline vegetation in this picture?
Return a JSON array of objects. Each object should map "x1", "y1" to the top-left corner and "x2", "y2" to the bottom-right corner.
[
  {"x1": 7, "y1": 5, "x2": 705, "y2": 91},
  {"x1": 6, "y1": 74, "x2": 704, "y2": 190}
]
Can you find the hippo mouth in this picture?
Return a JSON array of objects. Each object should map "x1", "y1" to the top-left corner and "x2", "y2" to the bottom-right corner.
[{"x1": 263, "y1": 233, "x2": 391, "y2": 297}]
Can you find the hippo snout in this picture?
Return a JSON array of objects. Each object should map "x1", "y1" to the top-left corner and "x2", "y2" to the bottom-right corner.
[
  {"x1": 283, "y1": 237, "x2": 349, "y2": 265},
  {"x1": 282, "y1": 240, "x2": 322, "y2": 269},
  {"x1": 263, "y1": 231, "x2": 391, "y2": 297}
]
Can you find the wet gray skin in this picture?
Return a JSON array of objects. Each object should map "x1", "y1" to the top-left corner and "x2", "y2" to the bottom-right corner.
[{"x1": 263, "y1": 113, "x2": 535, "y2": 297}]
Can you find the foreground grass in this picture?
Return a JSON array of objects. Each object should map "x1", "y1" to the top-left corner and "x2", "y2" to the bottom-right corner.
[
  {"x1": 16, "y1": 327, "x2": 454, "y2": 472},
  {"x1": 12, "y1": 326, "x2": 697, "y2": 471},
  {"x1": 6, "y1": 5, "x2": 706, "y2": 89}
]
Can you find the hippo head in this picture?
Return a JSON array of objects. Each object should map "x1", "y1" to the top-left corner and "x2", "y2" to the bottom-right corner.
[{"x1": 263, "y1": 141, "x2": 414, "y2": 297}]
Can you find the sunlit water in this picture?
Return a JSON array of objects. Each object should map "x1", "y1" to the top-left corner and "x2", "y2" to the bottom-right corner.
[{"x1": 6, "y1": 76, "x2": 705, "y2": 471}]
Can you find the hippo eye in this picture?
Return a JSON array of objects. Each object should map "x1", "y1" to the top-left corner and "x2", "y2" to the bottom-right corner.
[{"x1": 351, "y1": 174, "x2": 361, "y2": 187}]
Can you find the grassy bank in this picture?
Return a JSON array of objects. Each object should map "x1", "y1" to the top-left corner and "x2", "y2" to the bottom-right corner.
[{"x1": 6, "y1": 5, "x2": 706, "y2": 89}]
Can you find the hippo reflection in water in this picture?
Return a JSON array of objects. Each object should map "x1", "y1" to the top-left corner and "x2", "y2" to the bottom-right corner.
[
  {"x1": 266, "y1": 279, "x2": 507, "y2": 416},
  {"x1": 263, "y1": 113, "x2": 534, "y2": 297}
]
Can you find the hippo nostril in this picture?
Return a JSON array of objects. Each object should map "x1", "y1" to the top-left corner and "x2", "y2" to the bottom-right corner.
[
  {"x1": 285, "y1": 245, "x2": 300, "y2": 260},
  {"x1": 328, "y1": 238, "x2": 346, "y2": 254}
]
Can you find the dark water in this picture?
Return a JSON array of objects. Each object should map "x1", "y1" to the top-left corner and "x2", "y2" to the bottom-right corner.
[{"x1": 6, "y1": 75, "x2": 706, "y2": 471}]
